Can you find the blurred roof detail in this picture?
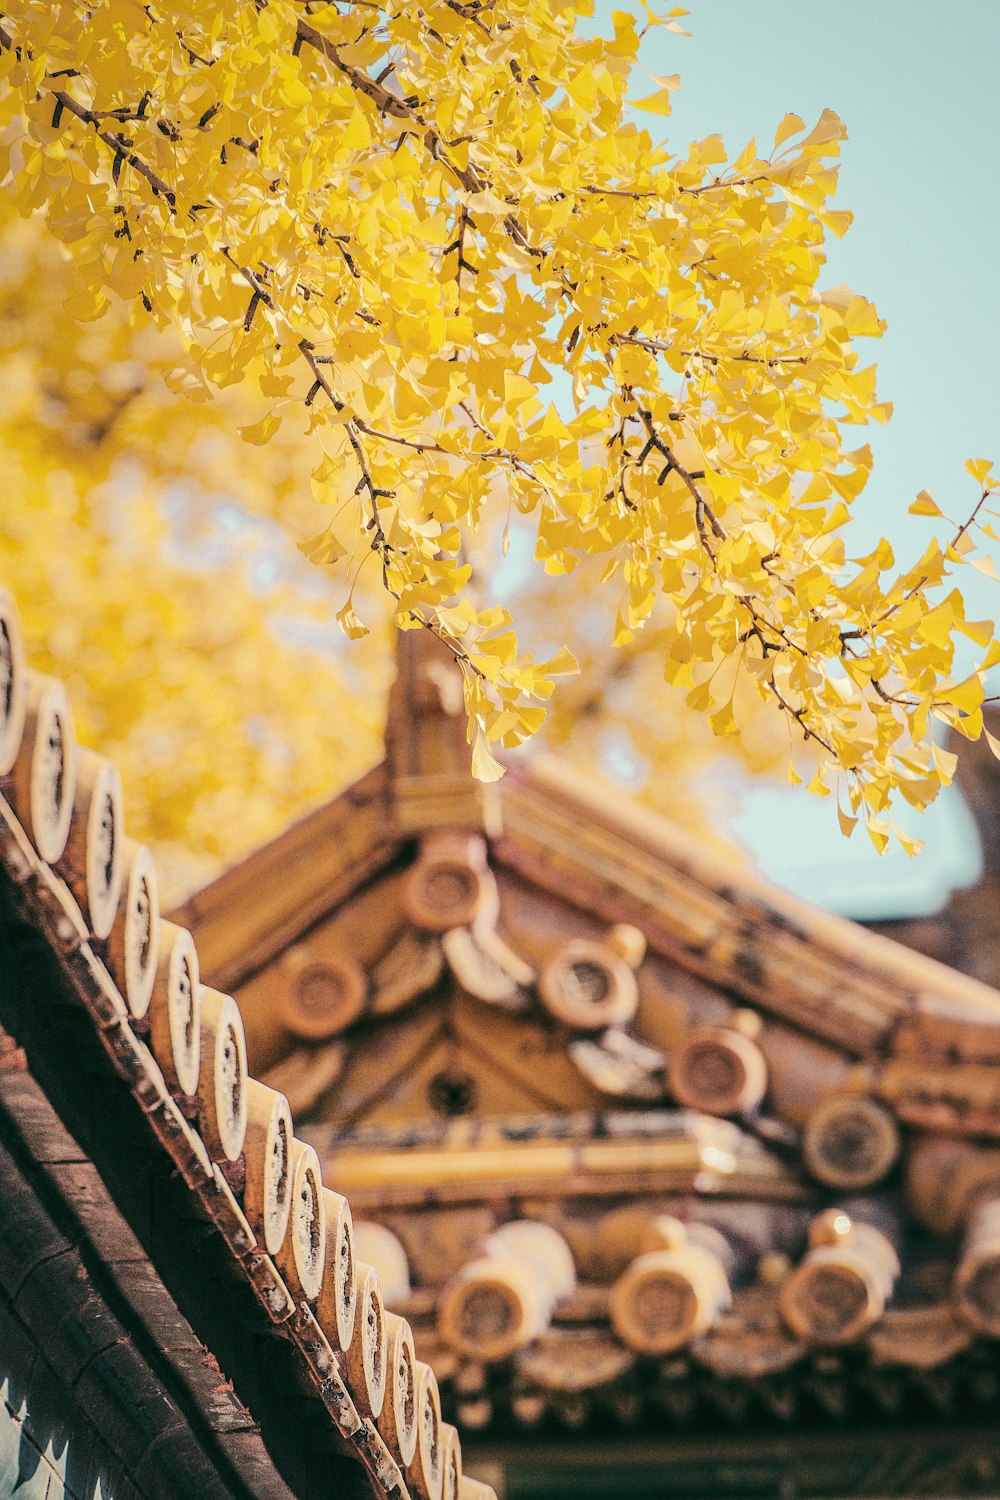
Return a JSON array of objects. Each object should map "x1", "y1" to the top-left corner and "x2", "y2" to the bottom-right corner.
[{"x1": 164, "y1": 627, "x2": 1000, "y2": 1497}]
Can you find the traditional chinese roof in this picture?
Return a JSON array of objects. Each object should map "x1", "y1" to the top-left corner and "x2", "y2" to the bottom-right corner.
[
  {"x1": 0, "y1": 590, "x2": 495, "y2": 1500},
  {"x1": 170, "y1": 627, "x2": 1000, "y2": 1482}
]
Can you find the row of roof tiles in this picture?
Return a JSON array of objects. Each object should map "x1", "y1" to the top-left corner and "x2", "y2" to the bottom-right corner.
[{"x1": 0, "y1": 587, "x2": 495, "y2": 1500}]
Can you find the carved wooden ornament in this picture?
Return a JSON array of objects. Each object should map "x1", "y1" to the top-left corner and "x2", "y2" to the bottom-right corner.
[
  {"x1": 442, "y1": 924, "x2": 533, "y2": 1008},
  {"x1": 779, "y1": 1210, "x2": 899, "y2": 1346},
  {"x1": 438, "y1": 1257, "x2": 540, "y2": 1362},
  {"x1": 439, "y1": 1222, "x2": 575, "y2": 1362},
  {"x1": 691, "y1": 1284, "x2": 806, "y2": 1378},
  {"x1": 907, "y1": 1134, "x2": 1000, "y2": 1235},
  {"x1": 611, "y1": 1219, "x2": 730, "y2": 1355},
  {"x1": 371, "y1": 929, "x2": 445, "y2": 1016},
  {"x1": 12, "y1": 670, "x2": 77, "y2": 864},
  {"x1": 149, "y1": 921, "x2": 201, "y2": 1098},
  {"x1": 517, "y1": 1327, "x2": 635, "y2": 1393},
  {"x1": 668, "y1": 1024, "x2": 768, "y2": 1117},
  {"x1": 803, "y1": 1094, "x2": 901, "y2": 1189},
  {"x1": 105, "y1": 839, "x2": 160, "y2": 1020},
  {"x1": 569, "y1": 1029, "x2": 665, "y2": 1100},
  {"x1": 402, "y1": 832, "x2": 499, "y2": 933},
  {"x1": 197, "y1": 987, "x2": 249, "y2": 1162},
  {"x1": 955, "y1": 1196, "x2": 1000, "y2": 1338},
  {"x1": 869, "y1": 1304, "x2": 973, "y2": 1370},
  {"x1": 243, "y1": 1079, "x2": 293, "y2": 1256}
]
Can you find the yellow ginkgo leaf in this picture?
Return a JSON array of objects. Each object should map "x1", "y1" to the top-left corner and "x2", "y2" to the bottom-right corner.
[
  {"x1": 631, "y1": 88, "x2": 676, "y2": 116},
  {"x1": 336, "y1": 602, "x2": 369, "y2": 640},
  {"x1": 773, "y1": 112, "x2": 805, "y2": 149},
  {"x1": 966, "y1": 457, "x2": 995, "y2": 485},
  {"x1": 0, "y1": 0, "x2": 994, "y2": 855},
  {"x1": 471, "y1": 731, "x2": 506, "y2": 783},
  {"x1": 837, "y1": 803, "x2": 857, "y2": 837},
  {"x1": 239, "y1": 413, "x2": 282, "y2": 446},
  {"x1": 909, "y1": 490, "x2": 943, "y2": 517}
]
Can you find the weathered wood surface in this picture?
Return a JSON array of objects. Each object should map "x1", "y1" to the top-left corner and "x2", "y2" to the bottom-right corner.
[
  {"x1": 170, "y1": 762, "x2": 393, "y2": 995},
  {"x1": 498, "y1": 758, "x2": 1000, "y2": 1042}
]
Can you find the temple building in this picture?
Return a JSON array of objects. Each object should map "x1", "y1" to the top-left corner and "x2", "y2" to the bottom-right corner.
[
  {"x1": 170, "y1": 627, "x2": 1000, "y2": 1499},
  {"x1": 7, "y1": 591, "x2": 1000, "y2": 1498}
]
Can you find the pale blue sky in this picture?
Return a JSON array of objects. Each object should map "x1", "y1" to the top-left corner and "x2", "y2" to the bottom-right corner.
[
  {"x1": 639, "y1": 0, "x2": 999, "y2": 566},
  {"x1": 617, "y1": 0, "x2": 1000, "y2": 914}
]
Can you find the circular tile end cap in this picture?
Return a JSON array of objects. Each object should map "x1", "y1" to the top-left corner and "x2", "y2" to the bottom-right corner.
[
  {"x1": 279, "y1": 947, "x2": 367, "y2": 1041},
  {"x1": 538, "y1": 940, "x2": 639, "y2": 1031},
  {"x1": 668, "y1": 1027, "x2": 768, "y2": 1117},
  {"x1": 803, "y1": 1094, "x2": 901, "y2": 1190}
]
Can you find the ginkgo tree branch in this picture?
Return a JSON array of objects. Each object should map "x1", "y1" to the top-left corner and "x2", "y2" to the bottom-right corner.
[
  {"x1": 1, "y1": 0, "x2": 995, "y2": 834},
  {"x1": 612, "y1": 331, "x2": 812, "y2": 368},
  {"x1": 0, "y1": 24, "x2": 177, "y2": 199},
  {"x1": 3, "y1": 46, "x2": 471, "y2": 639},
  {"x1": 295, "y1": 4, "x2": 812, "y2": 627}
]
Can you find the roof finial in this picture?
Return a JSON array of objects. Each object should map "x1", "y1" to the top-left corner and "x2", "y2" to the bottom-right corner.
[{"x1": 385, "y1": 625, "x2": 501, "y2": 837}]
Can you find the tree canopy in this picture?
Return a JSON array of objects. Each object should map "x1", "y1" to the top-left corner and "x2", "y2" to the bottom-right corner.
[
  {"x1": 0, "y1": 186, "x2": 782, "y2": 899},
  {"x1": 0, "y1": 0, "x2": 996, "y2": 862}
]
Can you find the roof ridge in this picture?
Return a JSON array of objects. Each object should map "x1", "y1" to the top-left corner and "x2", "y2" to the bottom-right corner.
[{"x1": 504, "y1": 754, "x2": 1000, "y2": 1021}]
